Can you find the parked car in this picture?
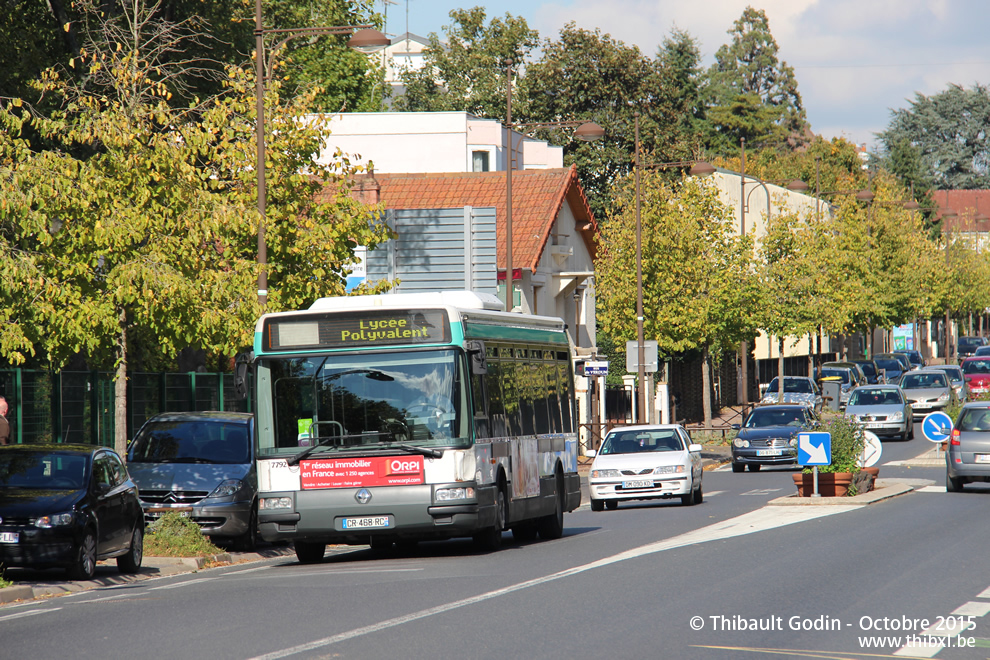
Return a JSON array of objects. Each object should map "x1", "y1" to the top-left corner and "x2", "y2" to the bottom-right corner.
[
  {"x1": 897, "y1": 369, "x2": 957, "y2": 419},
  {"x1": 0, "y1": 444, "x2": 144, "y2": 580},
  {"x1": 960, "y1": 357, "x2": 990, "y2": 398},
  {"x1": 973, "y1": 345, "x2": 990, "y2": 357},
  {"x1": 873, "y1": 356, "x2": 906, "y2": 384},
  {"x1": 852, "y1": 359, "x2": 883, "y2": 384},
  {"x1": 817, "y1": 366, "x2": 860, "y2": 408},
  {"x1": 126, "y1": 411, "x2": 257, "y2": 550},
  {"x1": 760, "y1": 376, "x2": 823, "y2": 411},
  {"x1": 587, "y1": 425, "x2": 703, "y2": 509},
  {"x1": 927, "y1": 364, "x2": 967, "y2": 402},
  {"x1": 957, "y1": 336, "x2": 988, "y2": 358},
  {"x1": 731, "y1": 404, "x2": 818, "y2": 472},
  {"x1": 875, "y1": 352, "x2": 913, "y2": 376},
  {"x1": 893, "y1": 349, "x2": 926, "y2": 370},
  {"x1": 946, "y1": 401, "x2": 990, "y2": 491},
  {"x1": 844, "y1": 385, "x2": 913, "y2": 441}
]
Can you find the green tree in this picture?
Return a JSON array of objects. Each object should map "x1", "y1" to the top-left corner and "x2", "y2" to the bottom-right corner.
[
  {"x1": 393, "y1": 7, "x2": 539, "y2": 118},
  {"x1": 702, "y1": 6, "x2": 808, "y2": 153},
  {"x1": 0, "y1": 1, "x2": 389, "y2": 454},
  {"x1": 877, "y1": 83, "x2": 990, "y2": 190}
]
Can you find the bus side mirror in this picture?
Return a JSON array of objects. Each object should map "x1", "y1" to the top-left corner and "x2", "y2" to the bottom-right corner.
[
  {"x1": 234, "y1": 351, "x2": 254, "y2": 399},
  {"x1": 465, "y1": 340, "x2": 487, "y2": 375}
]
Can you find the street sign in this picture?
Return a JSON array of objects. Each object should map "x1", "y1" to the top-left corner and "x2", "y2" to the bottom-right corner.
[
  {"x1": 584, "y1": 360, "x2": 608, "y2": 376},
  {"x1": 625, "y1": 340, "x2": 658, "y2": 373},
  {"x1": 921, "y1": 411, "x2": 953, "y2": 443},
  {"x1": 798, "y1": 432, "x2": 831, "y2": 466},
  {"x1": 857, "y1": 430, "x2": 883, "y2": 468}
]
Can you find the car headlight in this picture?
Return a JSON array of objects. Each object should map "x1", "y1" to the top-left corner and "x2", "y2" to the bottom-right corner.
[
  {"x1": 938, "y1": 391, "x2": 949, "y2": 402},
  {"x1": 733, "y1": 438, "x2": 750, "y2": 448},
  {"x1": 36, "y1": 512, "x2": 74, "y2": 528},
  {"x1": 435, "y1": 487, "x2": 475, "y2": 501},
  {"x1": 789, "y1": 437, "x2": 798, "y2": 447},
  {"x1": 888, "y1": 411, "x2": 903, "y2": 422},
  {"x1": 591, "y1": 469, "x2": 621, "y2": 478},
  {"x1": 259, "y1": 497, "x2": 292, "y2": 510},
  {"x1": 653, "y1": 465, "x2": 685, "y2": 475},
  {"x1": 209, "y1": 479, "x2": 246, "y2": 498}
]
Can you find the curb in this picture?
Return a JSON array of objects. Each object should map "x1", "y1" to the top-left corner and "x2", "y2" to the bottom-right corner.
[{"x1": 767, "y1": 478, "x2": 934, "y2": 506}]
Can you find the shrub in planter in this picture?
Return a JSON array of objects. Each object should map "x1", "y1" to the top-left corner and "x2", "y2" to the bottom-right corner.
[
  {"x1": 802, "y1": 411, "x2": 866, "y2": 475},
  {"x1": 144, "y1": 512, "x2": 223, "y2": 557}
]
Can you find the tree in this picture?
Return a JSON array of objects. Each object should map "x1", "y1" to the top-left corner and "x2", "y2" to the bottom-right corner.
[
  {"x1": 393, "y1": 7, "x2": 539, "y2": 118},
  {"x1": 702, "y1": 6, "x2": 808, "y2": 153},
  {"x1": 596, "y1": 175, "x2": 759, "y2": 425},
  {"x1": 0, "y1": 0, "x2": 390, "y2": 454},
  {"x1": 876, "y1": 83, "x2": 990, "y2": 190}
]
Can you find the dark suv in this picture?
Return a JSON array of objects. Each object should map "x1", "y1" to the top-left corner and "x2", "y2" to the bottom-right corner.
[
  {"x1": 958, "y1": 337, "x2": 987, "y2": 358},
  {"x1": 127, "y1": 412, "x2": 257, "y2": 550}
]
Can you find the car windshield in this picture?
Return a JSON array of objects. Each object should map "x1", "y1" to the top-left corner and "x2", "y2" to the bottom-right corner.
[
  {"x1": 849, "y1": 389, "x2": 902, "y2": 406},
  {"x1": 819, "y1": 369, "x2": 850, "y2": 384},
  {"x1": 130, "y1": 420, "x2": 250, "y2": 464},
  {"x1": 963, "y1": 360, "x2": 990, "y2": 375},
  {"x1": 745, "y1": 409, "x2": 808, "y2": 428},
  {"x1": 766, "y1": 378, "x2": 813, "y2": 394},
  {"x1": 600, "y1": 430, "x2": 685, "y2": 454},
  {"x1": 900, "y1": 373, "x2": 947, "y2": 389},
  {"x1": 875, "y1": 359, "x2": 901, "y2": 371},
  {"x1": 0, "y1": 451, "x2": 89, "y2": 489},
  {"x1": 956, "y1": 408, "x2": 990, "y2": 432},
  {"x1": 856, "y1": 363, "x2": 878, "y2": 377},
  {"x1": 937, "y1": 367, "x2": 963, "y2": 381}
]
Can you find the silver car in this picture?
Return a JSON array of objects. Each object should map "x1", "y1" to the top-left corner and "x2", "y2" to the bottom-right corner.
[
  {"x1": 844, "y1": 385, "x2": 913, "y2": 441},
  {"x1": 760, "y1": 376, "x2": 823, "y2": 411},
  {"x1": 946, "y1": 402, "x2": 990, "y2": 491},
  {"x1": 928, "y1": 364, "x2": 967, "y2": 402},
  {"x1": 898, "y1": 370, "x2": 957, "y2": 419}
]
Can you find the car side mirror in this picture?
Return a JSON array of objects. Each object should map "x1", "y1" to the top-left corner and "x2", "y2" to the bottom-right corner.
[
  {"x1": 731, "y1": 423, "x2": 741, "y2": 430},
  {"x1": 688, "y1": 443, "x2": 702, "y2": 453}
]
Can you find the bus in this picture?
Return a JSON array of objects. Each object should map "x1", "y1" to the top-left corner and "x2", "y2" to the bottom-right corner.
[{"x1": 248, "y1": 290, "x2": 581, "y2": 562}]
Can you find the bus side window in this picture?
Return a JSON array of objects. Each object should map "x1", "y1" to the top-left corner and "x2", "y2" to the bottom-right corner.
[
  {"x1": 556, "y1": 356, "x2": 574, "y2": 434},
  {"x1": 485, "y1": 352, "x2": 507, "y2": 438},
  {"x1": 470, "y1": 367, "x2": 490, "y2": 440}
]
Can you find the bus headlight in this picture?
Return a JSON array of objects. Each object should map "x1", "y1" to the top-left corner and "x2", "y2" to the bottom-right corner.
[
  {"x1": 259, "y1": 497, "x2": 292, "y2": 510},
  {"x1": 435, "y1": 487, "x2": 475, "y2": 501}
]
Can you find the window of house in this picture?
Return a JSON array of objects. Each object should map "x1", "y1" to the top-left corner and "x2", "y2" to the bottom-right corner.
[{"x1": 472, "y1": 151, "x2": 490, "y2": 172}]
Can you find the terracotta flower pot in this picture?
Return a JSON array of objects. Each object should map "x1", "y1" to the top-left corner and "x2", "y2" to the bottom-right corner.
[{"x1": 792, "y1": 471, "x2": 855, "y2": 497}]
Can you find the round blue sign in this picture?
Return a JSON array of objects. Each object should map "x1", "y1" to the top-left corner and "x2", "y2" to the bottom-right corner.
[{"x1": 921, "y1": 411, "x2": 954, "y2": 443}]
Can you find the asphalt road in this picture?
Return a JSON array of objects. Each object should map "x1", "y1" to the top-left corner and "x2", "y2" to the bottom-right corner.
[{"x1": 2, "y1": 428, "x2": 988, "y2": 660}]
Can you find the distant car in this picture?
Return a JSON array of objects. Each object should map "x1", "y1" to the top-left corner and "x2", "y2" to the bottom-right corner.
[
  {"x1": 927, "y1": 364, "x2": 967, "y2": 402},
  {"x1": 873, "y1": 357, "x2": 906, "y2": 384},
  {"x1": 587, "y1": 425, "x2": 703, "y2": 509},
  {"x1": 893, "y1": 349, "x2": 925, "y2": 370},
  {"x1": 973, "y1": 346, "x2": 990, "y2": 357},
  {"x1": 731, "y1": 404, "x2": 818, "y2": 472},
  {"x1": 897, "y1": 369, "x2": 957, "y2": 419},
  {"x1": 760, "y1": 376, "x2": 823, "y2": 411},
  {"x1": 946, "y1": 401, "x2": 990, "y2": 492},
  {"x1": 957, "y1": 336, "x2": 988, "y2": 358},
  {"x1": 961, "y1": 357, "x2": 990, "y2": 398},
  {"x1": 821, "y1": 361, "x2": 869, "y2": 387},
  {"x1": 852, "y1": 359, "x2": 883, "y2": 384},
  {"x1": 875, "y1": 352, "x2": 913, "y2": 376},
  {"x1": 127, "y1": 411, "x2": 257, "y2": 550},
  {"x1": 844, "y1": 385, "x2": 913, "y2": 441},
  {"x1": 0, "y1": 444, "x2": 144, "y2": 580}
]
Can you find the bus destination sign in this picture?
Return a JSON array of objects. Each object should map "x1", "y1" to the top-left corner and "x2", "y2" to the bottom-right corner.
[{"x1": 264, "y1": 309, "x2": 450, "y2": 351}]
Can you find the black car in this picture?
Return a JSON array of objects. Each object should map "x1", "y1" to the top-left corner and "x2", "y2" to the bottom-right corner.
[
  {"x1": 0, "y1": 444, "x2": 144, "y2": 580},
  {"x1": 853, "y1": 359, "x2": 883, "y2": 384},
  {"x1": 893, "y1": 349, "x2": 925, "y2": 370},
  {"x1": 731, "y1": 404, "x2": 818, "y2": 472},
  {"x1": 958, "y1": 336, "x2": 987, "y2": 358}
]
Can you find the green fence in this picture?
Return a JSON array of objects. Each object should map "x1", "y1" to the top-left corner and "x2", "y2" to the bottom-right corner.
[{"x1": 0, "y1": 369, "x2": 250, "y2": 447}]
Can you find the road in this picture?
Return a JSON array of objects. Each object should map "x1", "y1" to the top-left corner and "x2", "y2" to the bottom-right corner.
[{"x1": 2, "y1": 428, "x2": 988, "y2": 660}]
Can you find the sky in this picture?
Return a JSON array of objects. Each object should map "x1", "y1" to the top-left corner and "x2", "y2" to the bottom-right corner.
[{"x1": 381, "y1": 0, "x2": 990, "y2": 152}]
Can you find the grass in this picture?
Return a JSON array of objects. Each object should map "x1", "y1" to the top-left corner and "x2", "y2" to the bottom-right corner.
[
  {"x1": 0, "y1": 567, "x2": 11, "y2": 588},
  {"x1": 144, "y1": 512, "x2": 223, "y2": 557}
]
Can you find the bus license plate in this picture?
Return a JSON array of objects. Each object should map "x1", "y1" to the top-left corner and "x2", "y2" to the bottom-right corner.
[
  {"x1": 342, "y1": 516, "x2": 391, "y2": 529},
  {"x1": 756, "y1": 449, "x2": 783, "y2": 456},
  {"x1": 0, "y1": 532, "x2": 18, "y2": 543},
  {"x1": 622, "y1": 480, "x2": 653, "y2": 489}
]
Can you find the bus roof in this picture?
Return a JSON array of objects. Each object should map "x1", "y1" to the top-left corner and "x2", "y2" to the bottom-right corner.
[{"x1": 309, "y1": 291, "x2": 504, "y2": 312}]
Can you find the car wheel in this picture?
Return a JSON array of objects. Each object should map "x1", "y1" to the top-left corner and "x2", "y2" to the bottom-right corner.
[
  {"x1": 474, "y1": 485, "x2": 505, "y2": 551},
  {"x1": 748, "y1": 463, "x2": 762, "y2": 472},
  {"x1": 233, "y1": 503, "x2": 258, "y2": 552},
  {"x1": 900, "y1": 427, "x2": 910, "y2": 441},
  {"x1": 589, "y1": 499, "x2": 605, "y2": 512},
  {"x1": 605, "y1": 500, "x2": 619, "y2": 510},
  {"x1": 909, "y1": 424, "x2": 915, "y2": 440},
  {"x1": 294, "y1": 540, "x2": 326, "y2": 564},
  {"x1": 946, "y1": 474, "x2": 965, "y2": 492},
  {"x1": 693, "y1": 481, "x2": 704, "y2": 505},
  {"x1": 67, "y1": 529, "x2": 97, "y2": 581},
  {"x1": 680, "y1": 491, "x2": 693, "y2": 506},
  {"x1": 117, "y1": 524, "x2": 144, "y2": 574},
  {"x1": 537, "y1": 471, "x2": 565, "y2": 540},
  {"x1": 731, "y1": 462, "x2": 745, "y2": 473}
]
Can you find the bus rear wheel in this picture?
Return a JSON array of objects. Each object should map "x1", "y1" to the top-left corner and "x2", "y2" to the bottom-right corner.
[{"x1": 537, "y1": 471, "x2": 565, "y2": 540}]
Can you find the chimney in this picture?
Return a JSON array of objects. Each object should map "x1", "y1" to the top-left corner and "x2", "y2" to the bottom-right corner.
[{"x1": 354, "y1": 167, "x2": 380, "y2": 205}]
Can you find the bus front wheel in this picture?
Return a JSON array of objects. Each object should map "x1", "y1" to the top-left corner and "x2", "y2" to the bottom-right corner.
[
  {"x1": 294, "y1": 540, "x2": 326, "y2": 564},
  {"x1": 537, "y1": 471, "x2": 565, "y2": 540},
  {"x1": 474, "y1": 485, "x2": 505, "y2": 551}
]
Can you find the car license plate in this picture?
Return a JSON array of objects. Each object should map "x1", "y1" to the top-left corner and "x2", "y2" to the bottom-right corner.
[
  {"x1": 342, "y1": 516, "x2": 391, "y2": 529},
  {"x1": 865, "y1": 422, "x2": 885, "y2": 429},
  {"x1": 976, "y1": 454, "x2": 990, "y2": 464},
  {"x1": 0, "y1": 532, "x2": 18, "y2": 543},
  {"x1": 756, "y1": 449, "x2": 783, "y2": 456},
  {"x1": 146, "y1": 507, "x2": 191, "y2": 519},
  {"x1": 913, "y1": 402, "x2": 931, "y2": 409},
  {"x1": 622, "y1": 480, "x2": 653, "y2": 489}
]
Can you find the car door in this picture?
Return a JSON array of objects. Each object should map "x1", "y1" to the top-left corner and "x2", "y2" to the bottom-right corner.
[{"x1": 91, "y1": 453, "x2": 127, "y2": 554}]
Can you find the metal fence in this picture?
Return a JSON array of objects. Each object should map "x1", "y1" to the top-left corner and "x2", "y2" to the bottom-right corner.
[{"x1": 0, "y1": 369, "x2": 249, "y2": 447}]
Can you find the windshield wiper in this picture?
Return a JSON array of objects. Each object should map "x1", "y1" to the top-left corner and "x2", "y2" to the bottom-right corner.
[
  {"x1": 286, "y1": 431, "x2": 390, "y2": 466},
  {"x1": 387, "y1": 444, "x2": 444, "y2": 459}
]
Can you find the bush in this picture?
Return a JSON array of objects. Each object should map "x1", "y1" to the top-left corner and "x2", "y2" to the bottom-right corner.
[
  {"x1": 803, "y1": 411, "x2": 865, "y2": 474},
  {"x1": 144, "y1": 512, "x2": 223, "y2": 557},
  {"x1": 0, "y1": 566, "x2": 11, "y2": 588}
]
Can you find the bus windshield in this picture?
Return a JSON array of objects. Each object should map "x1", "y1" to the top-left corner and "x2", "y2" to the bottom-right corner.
[{"x1": 256, "y1": 349, "x2": 471, "y2": 458}]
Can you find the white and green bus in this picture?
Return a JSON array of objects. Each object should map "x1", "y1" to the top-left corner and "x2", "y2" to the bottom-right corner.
[{"x1": 249, "y1": 291, "x2": 581, "y2": 562}]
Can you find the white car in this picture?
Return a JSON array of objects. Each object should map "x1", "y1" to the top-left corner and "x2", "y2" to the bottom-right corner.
[{"x1": 587, "y1": 425, "x2": 703, "y2": 510}]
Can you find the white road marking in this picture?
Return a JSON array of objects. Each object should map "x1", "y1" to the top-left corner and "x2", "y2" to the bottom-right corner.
[
  {"x1": 248, "y1": 505, "x2": 861, "y2": 660},
  {"x1": 0, "y1": 607, "x2": 61, "y2": 622},
  {"x1": 70, "y1": 592, "x2": 149, "y2": 604},
  {"x1": 740, "y1": 488, "x2": 783, "y2": 496},
  {"x1": 978, "y1": 586, "x2": 990, "y2": 599},
  {"x1": 894, "y1": 643, "x2": 942, "y2": 657},
  {"x1": 952, "y1": 601, "x2": 990, "y2": 617},
  {"x1": 704, "y1": 490, "x2": 725, "y2": 497},
  {"x1": 149, "y1": 577, "x2": 218, "y2": 590},
  {"x1": 896, "y1": 592, "x2": 990, "y2": 656},
  {"x1": 918, "y1": 486, "x2": 947, "y2": 493},
  {"x1": 221, "y1": 566, "x2": 271, "y2": 576}
]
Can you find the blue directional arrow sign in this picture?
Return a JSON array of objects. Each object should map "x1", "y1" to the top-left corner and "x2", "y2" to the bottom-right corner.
[
  {"x1": 922, "y1": 411, "x2": 954, "y2": 443},
  {"x1": 798, "y1": 432, "x2": 831, "y2": 466}
]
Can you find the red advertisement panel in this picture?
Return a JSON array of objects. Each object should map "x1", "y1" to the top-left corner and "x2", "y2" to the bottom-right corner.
[{"x1": 300, "y1": 455, "x2": 425, "y2": 489}]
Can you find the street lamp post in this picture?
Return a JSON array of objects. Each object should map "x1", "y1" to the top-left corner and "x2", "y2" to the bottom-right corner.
[
  {"x1": 633, "y1": 113, "x2": 645, "y2": 424},
  {"x1": 254, "y1": 1, "x2": 387, "y2": 305}
]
